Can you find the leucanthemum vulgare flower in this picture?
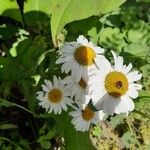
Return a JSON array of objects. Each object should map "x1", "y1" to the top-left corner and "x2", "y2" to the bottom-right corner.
[
  {"x1": 56, "y1": 35, "x2": 105, "y2": 82},
  {"x1": 36, "y1": 76, "x2": 74, "y2": 114},
  {"x1": 69, "y1": 103, "x2": 106, "y2": 132},
  {"x1": 88, "y1": 51, "x2": 142, "y2": 116},
  {"x1": 63, "y1": 72, "x2": 90, "y2": 104}
]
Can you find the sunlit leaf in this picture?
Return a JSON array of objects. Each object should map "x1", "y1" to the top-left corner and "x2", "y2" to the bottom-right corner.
[
  {"x1": 92, "y1": 126, "x2": 102, "y2": 138},
  {"x1": 123, "y1": 43, "x2": 149, "y2": 57},
  {"x1": 0, "y1": 0, "x2": 22, "y2": 22},
  {"x1": 23, "y1": 0, "x2": 57, "y2": 26},
  {"x1": 51, "y1": 0, "x2": 126, "y2": 46}
]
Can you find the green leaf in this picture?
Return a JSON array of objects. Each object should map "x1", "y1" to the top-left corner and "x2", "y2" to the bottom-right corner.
[
  {"x1": 109, "y1": 114, "x2": 126, "y2": 128},
  {"x1": 92, "y1": 126, "x2": 102, "y2": 138},
  {"x1": 0, "y1": 0, "x2": 22, "y2": 22},
  {"x1": 23, "y1": 0, "x2": 57, "y2": 26},
  {"x1": 40, "y1": 141, "x2": 51, "y2": 149},
  {"x1": 0, "y1": 124, "x2": 18, "y2": 130},
  {"x1": 0, "y1": 98, "x2": 15, "y2": 107},
  {"x1": 38, "y1": 129, "x2": 55, "y2": 149},
  {"x1": 46, "y1": 130, "x2": 56, "y2": 139},
  {"x1": 56, "y1": 112, "x2": 95, "y2": 150},
  {"x1": 66, "y1": 16, "x2": 101, "y2": 44},
  {"x1": 99, "y1": 27, "x2": 126, "y2": 51},
  {"x1": 140, "y1": 64, "x2": 150, "y2": 94},
  {"x1": 99, "y1": 11, "x2": 122, "y2": 27},
  {"x1": 121, "y1": 132, "x2": 137, "y2": 148},
  {"x1": 10, "y1": 29, "x2": 29, "y2": 57},
  {"x1": 123, "y1": 43, "x2": 149, "y2": 57},
  {"x1": 24, "y1": 0, "x2": 56, "y2": 15},
  {"x1": 126, "y1": 21, "x2": 150, "y2": 45},
  {"x1": 0, "y1": 35, "x2": 47, "y2": 81},
  {"x1": 0, "y1": 26, "x2": 18, "y2": 40},
  {"x1": 21, "y1": 80, "x2": 36, "y2": 112},
  {"x1": 135, "y1": 91, "x2": 150, "y2": 118},
  {"x1": 0, "y1": 57, "x2": 30, "y2": 81},
  {"x1": 136, "y1": 0, "x2": 150, "y2": 3},
  {"x1": 51, "y1": 0, "x2": 126, "y2": 46}
]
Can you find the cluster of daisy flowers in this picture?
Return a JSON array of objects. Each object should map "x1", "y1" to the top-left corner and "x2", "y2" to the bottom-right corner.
[{"x1": 36, "y1": 35, "x2": 142, "y2": 132}]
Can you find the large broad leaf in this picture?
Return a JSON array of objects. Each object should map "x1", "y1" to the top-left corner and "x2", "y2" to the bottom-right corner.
[
  {"x1": 24, "y1": 0, "x2": 56, "y2": 15},
  {"x1": 23, "y1": 0, "x2": 57, "y2": 26},
  {"x1": 0, "y1": 0, "x2": 18, "y2": 14},
  {"x1": 0, "y1": 0, "x2": 22, "y2": 22},
  {"x1": 50, "y1": 0, "x2": 126, "y2": 46}
]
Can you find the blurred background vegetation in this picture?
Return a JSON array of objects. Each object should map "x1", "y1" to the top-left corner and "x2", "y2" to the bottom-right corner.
[{"x1": 0, "y1": 0, "x2": 150, "y2": 149}]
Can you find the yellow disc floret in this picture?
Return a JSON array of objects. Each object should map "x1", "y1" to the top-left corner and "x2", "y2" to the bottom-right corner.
[
  {"x1": 78, "y1": 78, "x2": 87, "y2": 89},
  {"x1": 82, "y1": 106, "x2": 95, "y2": 121},
  {"x1": 48, "y1": 89, "x2": 62, "y2": 103},
  {"x1": 74, "y1": 46, "x2": 96, "y2": 66},
  {"x1": 105, "y1": 71, "x2": 128, "y2": 98}
]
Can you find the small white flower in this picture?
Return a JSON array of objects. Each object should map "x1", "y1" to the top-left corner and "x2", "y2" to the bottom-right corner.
[
  {"x1": 88, "y1": 51, "x2": 142, "y2": 116},
  {"x1": 69, "y1": 103, "x2": 106, "y2": 132},
  {"x1": 36, "y1": 76, "x2": 74, "y2": 114},
  {"x1": 56, "y1": 35, "x2": 105, "y2": 82},
  {"x1": 63, "y1": 72, "x2": 90, "y2": 103}
]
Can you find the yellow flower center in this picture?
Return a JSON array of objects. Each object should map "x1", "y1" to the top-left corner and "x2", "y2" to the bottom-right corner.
[
  {"x1": 105, "y1": 71, "x2": 128, "y2": 98},
  {"x1": 48, "y1": 89, "x2": 62, "y2": 103},
  {"x1": 74, "y1": 46, "x2": 96, "y2": 66},
  {"x1": 82, "y1": 106, "x2": 95, "y2": 121},
  {"x1": 78, "y1": 78, "x2": 87, "y2": 89}
]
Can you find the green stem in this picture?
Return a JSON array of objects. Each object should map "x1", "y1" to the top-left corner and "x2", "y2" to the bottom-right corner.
[
  {"x1": 0, "y1": 137, "x2": 23, "y2": 150},
  {"x1": 137, "y1": 96, "x2": 150, "y2": 99},
  {"x1": 13, "y1": 103, "x2": 39, "y2": 118},
  {"x1": 0, "y1": 99, "x2": 39, "y2": 118},
  {"x1": 126, "y1": 118, "x2": 133, "y2": 135}
]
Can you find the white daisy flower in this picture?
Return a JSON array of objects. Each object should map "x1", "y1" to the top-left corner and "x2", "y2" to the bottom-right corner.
[
  {"x1": 36, "y1": 76, "x2": 74, "y2": 114},
  {"x1": 69, "y1": 103, "x2": 106, "y2": 132},
  {"x1": 63, "y1": 72, "x2": 90, "y2": 103},
  {"x1": 56, "y1": 35, "x2": 105, "y2": 82},
  {"x1": 88, "y1": 51, "x2": 142, "y2": 116}
]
